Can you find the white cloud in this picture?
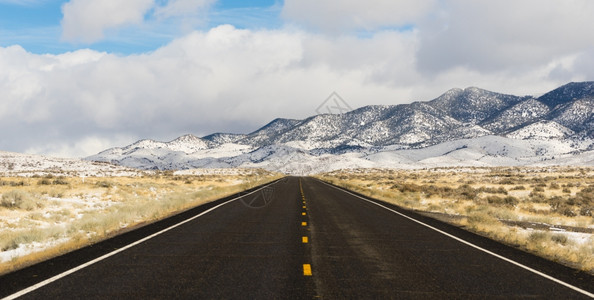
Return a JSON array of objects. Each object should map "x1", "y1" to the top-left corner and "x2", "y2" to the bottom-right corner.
[
  {"x1": 154, "y1": 0, "x2": 215, "y2": 18},
  {"x1": 61, "y1": 0, "x2": 154, "y2": 43},
  {"x1": 25, "y1": 136, "x2": 135, "y2": 158},
  {"x1": 416, "y1": 0, "x2": 594, "y2": 74},
  {"x1": 282, "y1": 0, "x2": 437, "y2": 33},
  {"x1": 60, "y1": 0, "x2": 217, "y2": 44},
  {"x1": 573, "y1": 51, "x2": 594, "y2": 80}
]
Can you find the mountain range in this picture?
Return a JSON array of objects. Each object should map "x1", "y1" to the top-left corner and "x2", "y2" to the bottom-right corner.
[{"x1": 87, "y1": 82, "x2": 594, "y2": 174}]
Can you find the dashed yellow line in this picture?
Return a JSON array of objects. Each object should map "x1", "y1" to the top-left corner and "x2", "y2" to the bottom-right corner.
[
  {"x1": 303, "y1": 264, "x2": 312, "y2": 276},
  {"x1": 300, "y1": 180, "x2": 313, "y2": 278}
]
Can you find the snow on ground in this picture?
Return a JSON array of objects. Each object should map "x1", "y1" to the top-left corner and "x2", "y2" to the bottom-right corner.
[
  {"x1": 230, "y1": 136, "x2": 594, "y2": 174},
  {"x1": 174, "y1": 168, "x2": 265, "y2": 176},
  {"x1": 83, "y1": 131, "x2": 594, "y2": 175},
  {"x1": 518, "y1": 228, "x2": 593, "y2": 247},
  {"x1": 0, "y1": 192, "x2": 116, "y2": 263},
  {"x1": 5, "y1": 135, "x2": 594, "y2": 177},
  {"x1": 506, "y1": 121, "x2": 574, "y2": 140},
  {"x1": 357, "y1": 136, "x2": 593, "y2": 172},
  {"x1": 0, "y1": 238, "x2": 70, "y2": 263},
  {"x1": 0, "y1": 151, "x2": 138, "y2": 177}
]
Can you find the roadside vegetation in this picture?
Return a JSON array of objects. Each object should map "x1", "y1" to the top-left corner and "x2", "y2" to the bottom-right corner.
[
  {"x1": 0, "y1": 169, "x2": 281, "y2": 275},
  {"x1": 316, "y1": 167, "x2": 594, "y2": 274}
]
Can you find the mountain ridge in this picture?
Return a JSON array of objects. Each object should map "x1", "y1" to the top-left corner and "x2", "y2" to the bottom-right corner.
[{"x1": 87, "y1": 82, "x2": 594, "y2": 174}]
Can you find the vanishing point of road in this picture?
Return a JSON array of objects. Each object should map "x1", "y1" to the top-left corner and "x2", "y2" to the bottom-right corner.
[{"x1": 1, "y1": 177, "x2": 593, "y2": 299}]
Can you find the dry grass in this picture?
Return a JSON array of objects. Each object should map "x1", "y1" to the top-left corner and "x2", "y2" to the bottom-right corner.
[
  {"x1": 0, "y1": 169, "x2": 281, "y2": 275},
  {"x1": 316, "y1": 167, "x2": 594, "y2": 274}
]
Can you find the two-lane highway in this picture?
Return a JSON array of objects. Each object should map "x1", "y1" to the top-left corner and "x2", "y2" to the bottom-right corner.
[{"x1": 1, "y1": 177, "x2": 593, "y2": 299}]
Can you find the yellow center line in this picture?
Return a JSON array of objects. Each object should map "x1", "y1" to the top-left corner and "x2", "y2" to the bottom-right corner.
[
  {"x1": 303, "y1": 264, "x2": 312, "y2": 276},
  {"x1": 300, "y1": 180, "x2": 313, "y2": 278}
]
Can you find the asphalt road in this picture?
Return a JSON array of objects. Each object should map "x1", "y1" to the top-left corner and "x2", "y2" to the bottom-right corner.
[{"x1": 1, "y1": 177, "x2": 593, "y2": 299}]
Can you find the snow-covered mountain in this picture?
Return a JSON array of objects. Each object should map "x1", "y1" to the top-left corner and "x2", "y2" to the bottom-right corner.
[{"x1": 87, "y1": 82, "x2": 594, "y2": 174}]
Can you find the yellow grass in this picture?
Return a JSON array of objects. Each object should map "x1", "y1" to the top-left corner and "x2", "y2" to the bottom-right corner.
[
  {"x1": 316, "y1": 167, "x2": 594, "y2": 274},
  {"x1": 0, "y1": 170, "x2": 281, "y2": 275}
]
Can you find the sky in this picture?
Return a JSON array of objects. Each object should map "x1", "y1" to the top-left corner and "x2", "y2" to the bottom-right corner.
[{"x1": 1, "y1": 0, "x2": 593, "y2": 158}]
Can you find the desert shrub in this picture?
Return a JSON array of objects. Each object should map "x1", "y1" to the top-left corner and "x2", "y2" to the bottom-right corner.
[
  {"x1": 497, "y1": 178, "x2": 516, "y2": 185},
  {"x1": 550, "y1": 196, "x2": 577, "y2": 217},
  {"x1": 574, "y1": 187, "x2": 594, "y2": 205},
  {"x1": 485, "y1": 195, "x2": 518, "y2": 207},
  {"x1": 579, "y1": 206, "x2": 593, "y2": 217},
  {"x1": 551, "y1": 234, "x2": 569, "y2": 245},
  {"x1": 511, "y1": 185, "x2": 526, "y2": 190},
  {"x1": 569, "y1": 187, "x2": 594, "y2": 216},
  {"x1": 533, "y1": 186, "x2": 545, "y2": 193},
  {"x1": 1, "y1": 190, "x2": 42, "y2": 210},
  {"x1": 549, "y1": 182, "x2": 560, "y2": 189},
  {"x1": 562, "y1": 187, "x2": 571, "y2": 194},
  {"x1": 457, "y1": 184, "x2": 478, "y2": 200},
  {"x1": 38, "y1": 178, "x2": 52, "y2": 185},
  {"x1": 466, "y1": 211, "x2": 498, "y2": 228},
  {"x1": 479, "y1": 186, "x2": 508, "y2": 195},
  {"x1": 390, "y1": 183, "x2": 422, "y2": 193},
  {"x1": 0, "y1": 180, "x2": 27, "y2": 187},
  {"x1": 95, "y1": 181, "x2": 113, "y2": 188},
  {"x1": 503, "y1": 196, "x2": 519, "y2": 207},
  {"x1": 549, "y1": 196, "x2": 565, "y2": 210},
  {"x1": 485, "y1": 196, "x2": 503, "y2": 205},
  {"x1": 423, "y1": 185, "x2": 453, "y2": 198},
  {"x1": 52, "y1": 177, "x2": 69, "y2": 185},
  {"x1": 529, "y1": 192, "x2": 546, "y2": 202},
  {"x1": 528, "y1": 231, "x2": 549, "y2": 243}
]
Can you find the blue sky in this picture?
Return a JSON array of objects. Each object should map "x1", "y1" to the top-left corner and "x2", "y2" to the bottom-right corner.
[
  {"x1": 0, "y1": 0, "x2": 593, "y2": 157},
  {"x1": 0, "y1": 0, "x2": 281, "y2": 54}
]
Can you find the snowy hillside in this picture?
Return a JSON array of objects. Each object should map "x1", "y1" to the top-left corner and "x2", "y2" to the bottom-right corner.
[
  {"x1": 86, "y1": 82, "x2": 594, "y2": 174},
  {"x1": 506, "y1": 121, "x2": 574, "y2": 140}
]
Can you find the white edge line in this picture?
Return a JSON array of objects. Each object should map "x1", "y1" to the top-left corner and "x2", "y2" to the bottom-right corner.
[
  {"x1": 2, "y1": 180, "x2": 280, "y2": 300},
  {"x1": 318, "y1": 180, "x2": 594, "y2": 298}
]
